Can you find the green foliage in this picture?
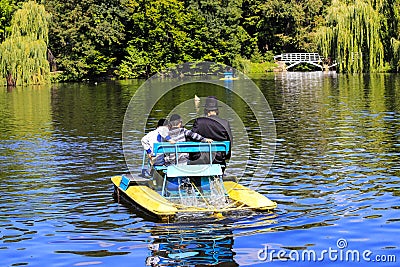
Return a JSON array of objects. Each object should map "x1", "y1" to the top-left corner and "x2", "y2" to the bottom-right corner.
[
  {"x1": 118, "y1": 46, "x2": 150, "y2": 78},
  {"x1": 187, "y1": 0, "x2": 249, "y2": 63},
  {"x1": 392, "y1": 38, "x2": 400, "y2": 71},
  {"x1": 119, "y1": 0, "x2": 255, "y2": 78},
  {"x1": 250, "y1": 47, "x2": 263, "y2": 63},
  {"x1": 263, "y1": 51, "x2": 275, "y2": 62},
  {"x1": 11, "y1": 0, "x2": 49, "y2": 41},
  {"x1": 247, "y1": 61, "x2": 277, "y2": 73},
  {"x1": 242, "y1": 0, "x2": 324, "y2": 54},
  {"x1": 316, "y1": 0, "x2": 385, "y2": 73},
  {"x1": 232, "y1": 55, "x2": 277, "y2": 73},
  {"x1": 249, "y1": 48, "x2": 274, "y2": 64},
  {"x1": 5, "y1": 0, "x2": 396, "y2": 82},
  {"x1": 0, "y1": 1, "x2": 50, "y2": 85},
  {"x1": 44, "y1": 0, "x2": 127, "y2": 81},
  {"x1": 389, "y1": 0, "x2": 400, "y2": 70},
  {"x1": 0, "y1": 0, "x2": 16, "y2": 42},
  {"x1": 120, "y1": 0, "x2": 210, "y2": 78}
]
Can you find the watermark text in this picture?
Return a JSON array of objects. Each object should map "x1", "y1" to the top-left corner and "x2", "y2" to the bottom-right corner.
[{"x1": 258, "y1": 238, "x2": 397, "y2": 263}]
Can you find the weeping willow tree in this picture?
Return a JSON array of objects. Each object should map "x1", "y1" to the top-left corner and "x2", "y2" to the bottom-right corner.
[
  {"x1": 390, "y1": 0, "x2": 400, "y2": 71},
  {"x1": 316, "y1": 0, "x2": 385, "y2": 73},
  {"x1": 392, "y1": 38, "x2": 400, "y2": 71},
  {"x1": 0, "y1": 1, "x2": 50, "y2": 86}
]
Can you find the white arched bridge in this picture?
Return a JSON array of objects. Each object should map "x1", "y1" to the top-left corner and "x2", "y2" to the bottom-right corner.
[{"x1": 274, "y1": 53, "x2": 337, "y2": 70}]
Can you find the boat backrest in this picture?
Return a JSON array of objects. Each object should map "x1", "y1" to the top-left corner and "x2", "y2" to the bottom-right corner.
[{"x1": 153, "y1": 141, "x2": 230, "y2": 155}]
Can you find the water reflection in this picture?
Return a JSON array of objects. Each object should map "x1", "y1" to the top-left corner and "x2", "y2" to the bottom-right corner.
[
  {"x1": 0, "y1": 85, "x2": 53, "y2": 138},
  {"x1": 265, "y1": 73, "x2": 400, "y2": 255},
  {"x1": 146, "y1": 224, "x2": 237, "y2": 266},
  {"x1": 0, "y1": 73, "x2": 399, "y2": 266}
]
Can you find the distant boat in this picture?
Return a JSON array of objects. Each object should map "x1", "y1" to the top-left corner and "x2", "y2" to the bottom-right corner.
[{"x1": 219, "y1": 72, "x2": 239, "y2": 81}]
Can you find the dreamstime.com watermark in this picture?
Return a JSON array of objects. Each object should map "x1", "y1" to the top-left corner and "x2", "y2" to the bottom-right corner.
[{"x1": 258, "y1": 238, "x2": 397, "y2": 263}]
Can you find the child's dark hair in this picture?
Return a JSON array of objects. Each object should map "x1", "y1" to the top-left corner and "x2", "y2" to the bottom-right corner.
[
  {"x1": 169, "y1": 114, "x2": 182, "y2": 128},
  {"x1": 157, "y1": 118, "x2": 168, "y2": 127}
]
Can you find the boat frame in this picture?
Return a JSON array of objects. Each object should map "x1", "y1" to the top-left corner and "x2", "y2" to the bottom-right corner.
[{"x1": 111, "y1": 141, "x2": 276, "y2": 221}]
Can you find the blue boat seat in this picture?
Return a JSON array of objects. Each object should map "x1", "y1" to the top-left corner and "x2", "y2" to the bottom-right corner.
[{"x1": 164, "y1": 176, "x2": 212, "y2": 195}]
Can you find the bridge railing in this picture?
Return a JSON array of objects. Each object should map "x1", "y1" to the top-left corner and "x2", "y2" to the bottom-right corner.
[{"x1": 274, "y1": 53, "x2": 323, "y2": 63}]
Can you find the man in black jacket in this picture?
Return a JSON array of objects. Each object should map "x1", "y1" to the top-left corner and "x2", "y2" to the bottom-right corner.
[{"x1": 190, "y1": 96, "x2": 233, "y2": 170}]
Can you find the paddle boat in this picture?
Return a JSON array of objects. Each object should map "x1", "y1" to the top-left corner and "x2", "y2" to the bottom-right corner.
[
  {"x1": 111, "y1": 141, "x2": 276, "y2": 221},
  {"x1": 219, "y1": 72, "x2": 239, "y2": 81}
]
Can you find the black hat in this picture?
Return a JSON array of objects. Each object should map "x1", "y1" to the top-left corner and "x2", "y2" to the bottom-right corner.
[{"x1": 204, "y1": 96, "x2": 219, "y2": 111}]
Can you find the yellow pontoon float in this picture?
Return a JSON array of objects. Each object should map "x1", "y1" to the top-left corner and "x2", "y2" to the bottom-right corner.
[{"x1": 111, "y1": 141, "x2": 276, "y2": 221}]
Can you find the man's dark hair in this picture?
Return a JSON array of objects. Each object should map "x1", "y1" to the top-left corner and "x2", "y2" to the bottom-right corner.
[{"x1": 204, "y1": 108, "x2": 219, "y2": 116}]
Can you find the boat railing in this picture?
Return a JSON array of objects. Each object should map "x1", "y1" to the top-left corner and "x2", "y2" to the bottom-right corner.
[
  {"x1": 153, "y1": 141, "x2": 230, "y2": 155},
  {"x1": 151, "y1": 141, "x2": 230, "y2": 198},
  {"x1": 153, "y1": 141, "x2": 229, "y2": 166}
]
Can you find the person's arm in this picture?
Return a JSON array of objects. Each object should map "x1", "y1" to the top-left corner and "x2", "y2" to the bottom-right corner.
[
  {"x1": 141, "y1": 133, "x2": 153, "y2": 157},
  {"x1": 192, "y1": 118, "x2": 199, "y2": 133},
  {"x1": 225, "y1": 121, "x2": 232, "y2": 159},
  {"x1": 163, "y1": 134, "x2": 175, "y2": 144},
  {"x1": 184, "y1": 129, "x2": 212, "y2": 143},
  {"x1": 158, "y1": 127, "x2": 176, "y2": 144},
  {"x1": 141, "y1": 134, "x2": 151, "y2": 154}
]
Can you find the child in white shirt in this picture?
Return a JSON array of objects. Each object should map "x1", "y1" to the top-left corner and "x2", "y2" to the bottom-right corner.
[{"x1": 141, "y1": 118, "x2": 169, "y2": 165}]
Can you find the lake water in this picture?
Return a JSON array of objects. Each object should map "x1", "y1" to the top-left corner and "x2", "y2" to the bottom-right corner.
[{"x1": 0, "y1": 72, "x2": 399, "y2": 266}]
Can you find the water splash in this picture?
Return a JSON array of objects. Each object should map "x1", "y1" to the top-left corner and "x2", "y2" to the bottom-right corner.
[
  {"x1": 173, "y1": 177, "x2": 230, "y2": 209},
  {"x1": 208, "y1": 177, "x2": 229, "y2": 209},
  {"x1": 178, "y1": 178, "x2": 198, "y2": 207}
]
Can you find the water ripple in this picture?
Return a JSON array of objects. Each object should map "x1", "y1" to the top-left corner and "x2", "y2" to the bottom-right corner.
[{"x1": 1, "y1": 77, "x2": 400, "y2": 266}]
